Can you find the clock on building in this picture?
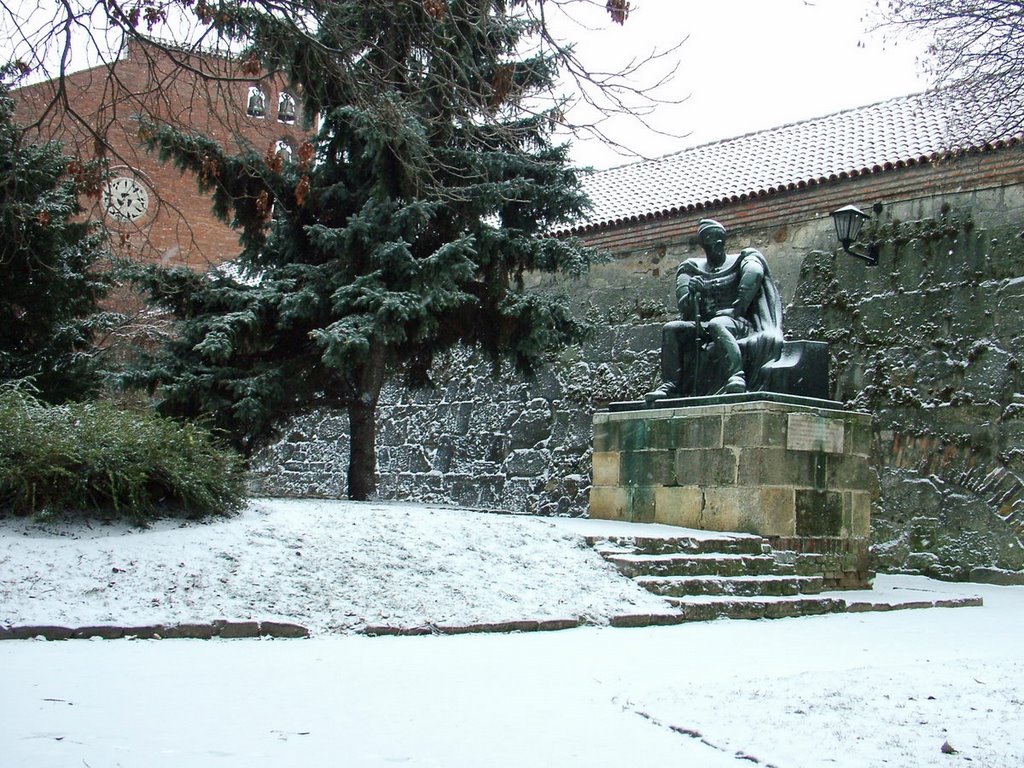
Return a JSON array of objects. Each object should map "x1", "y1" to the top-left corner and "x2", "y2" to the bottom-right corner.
[{"x1": 102, "y1": 175, "x2": 151, "y2": 222}]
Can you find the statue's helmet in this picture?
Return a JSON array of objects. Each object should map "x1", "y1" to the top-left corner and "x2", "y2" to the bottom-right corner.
[{"x1": 697, "y1": 218, "x2": 726, "y2": 243}]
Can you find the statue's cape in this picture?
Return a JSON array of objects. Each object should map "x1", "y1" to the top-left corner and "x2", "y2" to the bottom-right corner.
[{"x1": 736, "y1": 248, "x2": 784, "y2": 387}]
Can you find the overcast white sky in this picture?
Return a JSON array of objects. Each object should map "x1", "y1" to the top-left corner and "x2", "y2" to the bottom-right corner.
[{"x1": 559, "y1": 0, "x2": 931, "y2": 169}]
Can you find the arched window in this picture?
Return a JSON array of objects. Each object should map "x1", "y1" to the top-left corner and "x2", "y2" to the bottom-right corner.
[
  {"x1": 277, "y1": 92, "x2": 297, "y2": 124},
  {"x1": 246, "y1": 85, "x2": 267, "y2": 117},
  {"x1": 275, "y1": 139, "x2": 294, "y2": 163}
]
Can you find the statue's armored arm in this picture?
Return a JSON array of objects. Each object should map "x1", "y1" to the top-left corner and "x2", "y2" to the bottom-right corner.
[{"x1": 675, "y1": 261, "x2": 702, "y2": 319}]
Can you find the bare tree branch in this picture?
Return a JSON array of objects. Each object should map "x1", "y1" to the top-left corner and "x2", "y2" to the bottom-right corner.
[
  {"x1": 3, "y1": 0, "x2": 684, "y2": 165},
  {"x1": 872, "y1": 0, "x2": 1024, "y2": 142}
]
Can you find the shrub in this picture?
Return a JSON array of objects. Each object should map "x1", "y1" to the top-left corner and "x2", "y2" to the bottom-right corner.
[{"x1": 0, "y1": 385, "x2": 246, "y2": 521}]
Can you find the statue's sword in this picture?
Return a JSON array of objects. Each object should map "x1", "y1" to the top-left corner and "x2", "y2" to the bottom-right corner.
[{"x1": 691, "y1": 288, "x2": 702, "y2": 396}]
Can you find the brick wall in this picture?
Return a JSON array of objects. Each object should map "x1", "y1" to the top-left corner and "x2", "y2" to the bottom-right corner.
[{"x1": 13, "y1": 39, "x2": 308, "y2": 269}]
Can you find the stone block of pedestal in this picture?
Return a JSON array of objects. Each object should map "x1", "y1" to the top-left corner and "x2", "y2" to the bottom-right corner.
[{"x1": 590, "y1": 395, "x2": 875, "y2": 588}]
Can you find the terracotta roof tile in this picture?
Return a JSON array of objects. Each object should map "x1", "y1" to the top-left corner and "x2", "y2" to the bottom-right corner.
[{"x1": 570, "y1": 91, "x2": 1023, "y2": 234}]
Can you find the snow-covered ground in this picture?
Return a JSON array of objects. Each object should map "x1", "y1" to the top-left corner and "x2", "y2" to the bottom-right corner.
[
  {"x1": 3, "y1": 499, "x2": 1023, "y2": 767},
  {"x1": 0, "y1": 498, "x2": 672, "y2": 633}
]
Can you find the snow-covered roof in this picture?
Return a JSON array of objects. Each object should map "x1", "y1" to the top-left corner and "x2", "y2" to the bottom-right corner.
[{"x1": 570, "y1": 90, "x2": 1024, "y2": 234}]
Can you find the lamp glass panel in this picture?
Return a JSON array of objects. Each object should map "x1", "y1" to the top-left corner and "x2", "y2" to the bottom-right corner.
[{"x1": 832, "y1": 205, "x2": 868, "y2": 245}]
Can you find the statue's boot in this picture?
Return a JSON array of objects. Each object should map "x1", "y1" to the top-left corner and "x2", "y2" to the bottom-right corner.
[
  {"x1": 720, "y1": 373, "x2": 746, "y2": 394},
  {"x1": 645, "y1": 381, "x2": 680, "y2": 403}
]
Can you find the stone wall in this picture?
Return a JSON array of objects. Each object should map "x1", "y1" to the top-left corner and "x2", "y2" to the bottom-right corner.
[
  {"x1": 785, "y1": 188, "x2": 1024, "y2": 579},
  {"x1": 251, "y1": 322, "x2": 662, "y2": 517},
  {"x1": 252, "y1": 177, "x2": 1024, "y2": 579}
]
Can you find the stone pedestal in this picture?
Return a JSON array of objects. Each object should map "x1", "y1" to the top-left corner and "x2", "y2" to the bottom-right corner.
[{"x1": 591, "y1": 396, "x2": 876, "y2": 588}]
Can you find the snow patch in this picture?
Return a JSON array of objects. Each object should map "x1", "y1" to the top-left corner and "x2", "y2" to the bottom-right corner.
[{"x1": 0, "y1": 499, "x2": 671, "y2": 633}]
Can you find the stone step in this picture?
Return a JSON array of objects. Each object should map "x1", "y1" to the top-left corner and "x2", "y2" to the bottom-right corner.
[
  {"x1": 769, "y1": 551, "x2": 830, "y2": 576},
  {"x1": 605, "y1": 552, "x2": 782, "y2": 578},
  {"x1": 636, "y1": 574, "x2": 824, "y2": 598},
  {"x1": 664, "y1": 595, "x2": 847, "y2": 621},
  {"x1": 587, "y1": 534, "x2": 768, "y2": 557}
]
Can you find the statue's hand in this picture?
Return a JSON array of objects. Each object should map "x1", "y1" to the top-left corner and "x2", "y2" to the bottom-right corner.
[{"x1": 689, "y1": 276, "x2": 706, "y2": 294}]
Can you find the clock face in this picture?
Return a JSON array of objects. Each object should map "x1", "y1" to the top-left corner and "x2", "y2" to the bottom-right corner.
[{"x1": 103, "y1": 176, "x2": 150, "y2": 222}]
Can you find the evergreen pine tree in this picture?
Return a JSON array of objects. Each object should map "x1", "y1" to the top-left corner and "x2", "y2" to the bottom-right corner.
[
  {"x1": 0, "y1": 74, "x2": 115, "y2": 402},
  {"x1": 131, "y1": 0, "x2": 598, "y2": 499}
]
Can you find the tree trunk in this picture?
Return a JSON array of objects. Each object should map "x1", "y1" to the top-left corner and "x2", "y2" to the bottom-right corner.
[
  {"x1": 347, "y1": 400, "x2": 377, "y2": 500},
  {"x1": 346, "y1": 345, "x2": 387, "y2": 501}
]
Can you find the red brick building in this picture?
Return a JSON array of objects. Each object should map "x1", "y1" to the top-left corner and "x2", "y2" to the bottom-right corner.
[{"x1": 13, "y1": 37, "x2": 307, "y2": 270}]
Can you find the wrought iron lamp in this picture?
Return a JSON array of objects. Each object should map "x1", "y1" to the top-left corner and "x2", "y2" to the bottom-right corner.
[{"x1": 831, "y1": 204, "x2": 880, "y2": 266}]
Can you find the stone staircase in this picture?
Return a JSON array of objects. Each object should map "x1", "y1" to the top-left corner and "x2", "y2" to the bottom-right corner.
[{"x1": 588, "y1": 532, "x2": 849, "y2": 622}]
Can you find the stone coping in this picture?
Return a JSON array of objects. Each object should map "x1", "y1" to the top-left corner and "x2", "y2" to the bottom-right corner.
[
  {"x1": 365, "y1": 593, "x2": 984, "y2": 633},
  {"x1": 608, "y1": 392, "x2": 846, "y2": 413},
  {"x1": 1, "y1": 594, "x2": 983, "y2": 641},
  {"x1": 0, "y1": 619, "x2": 310, "y2": 641}
]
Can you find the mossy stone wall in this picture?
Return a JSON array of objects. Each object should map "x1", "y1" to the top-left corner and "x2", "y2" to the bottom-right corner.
[{"x1": 785, "y1": 190, "x2": 1024, "y2": 579}]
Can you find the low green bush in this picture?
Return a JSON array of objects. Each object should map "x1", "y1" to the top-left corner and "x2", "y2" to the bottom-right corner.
[{"x1": 0, "y1": 385, "x2": 247, "y2": 521}]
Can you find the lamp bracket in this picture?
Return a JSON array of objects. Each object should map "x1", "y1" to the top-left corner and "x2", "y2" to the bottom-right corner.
[{"x1": 842, "y1": 243, "x2": 879, "y2": 266}]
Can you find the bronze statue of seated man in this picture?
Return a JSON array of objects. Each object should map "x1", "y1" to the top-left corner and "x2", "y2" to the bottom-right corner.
[{"x1": 646, "y1": 218, "x2": 784, "y2": 402}]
